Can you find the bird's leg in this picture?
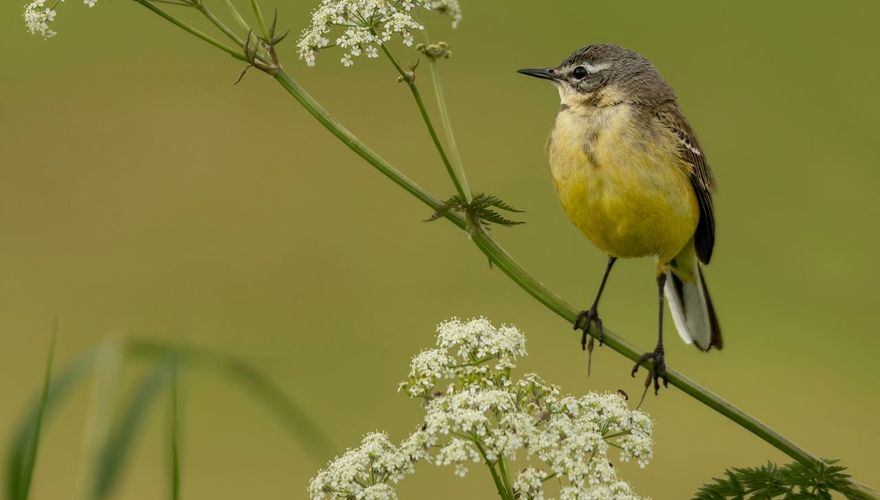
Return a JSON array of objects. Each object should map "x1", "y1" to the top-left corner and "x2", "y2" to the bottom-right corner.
[
  {"x1": 574, "y1": 256, "x2": 617, "y2": 350},
  {"x1": 631, "y1": 272, "x2": 669, "y2": 395}
]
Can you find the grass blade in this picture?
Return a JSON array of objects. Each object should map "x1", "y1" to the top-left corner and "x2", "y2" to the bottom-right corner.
[
  {"x1": 127, "y1": 340, "x2": 334, "y2": 460},
  {"x1": 219, "y1": 358, "x2": 334, "y2": 460},
  {"x1": 168, "y1": 355, "x2": 181, "y2": 500},
  {"x1": 90, "y1": 357, "x2": 174, "y2": 500},
  {"x1": 6, "y1": 344, "x2": 95, "y2": 500},
  {"x1": 74, "y1": 340, "x2": 124, "y2": 499},
  {"x1": 7, "y1": 336, "x2": 56, "y2": 500}
]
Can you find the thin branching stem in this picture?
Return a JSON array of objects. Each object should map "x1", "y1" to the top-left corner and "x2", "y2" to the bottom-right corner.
[
  {"x1": 132, "y1": 0, "x2": 247, "y2": 61},
  {"x1": 426, "y1": 59, "x2": 470, "y2": 200},
  {"x1": 473, "y1": 438, "x2": 512, "y2": 500},
  {"x1": 196, "y1": 1, "x2": 246, "y2": 47},
  {"x1": 419, "y1": 23, "x2": 471, "y2": 201},
  {"x1": 221, "y1": 0, "x2": 251, "y2": 33},
  {"x1": 148, "y1": 0, "x2": 193, "y2": 6},
  {"x1": 496, "y1": 456, "x2": 514, "y2": 497},
  {"x1": 249, "y1": 0, "x2": 269, "y2": 38},
  {"x1": 378, "y1": 44, "x2": 469, "y2": 202}
]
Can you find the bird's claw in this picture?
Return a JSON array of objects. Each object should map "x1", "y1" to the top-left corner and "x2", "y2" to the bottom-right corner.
[
  {"x1": 574, "y1": 306, "x2": 604, "y2": 350},
  {"x1": 631, "y1": 346, "x2": 668, "y2": 395}
]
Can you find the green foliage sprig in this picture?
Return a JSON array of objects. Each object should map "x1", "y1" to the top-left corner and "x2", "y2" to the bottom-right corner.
[
  {"x1": 426, "y1": 193, "x2": 525, "y2": 228},
  {"x1": 695, "y1": 460, "x2": 867, "y2": 500}
]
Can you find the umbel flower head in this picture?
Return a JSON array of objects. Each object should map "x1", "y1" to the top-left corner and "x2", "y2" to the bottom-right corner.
[
  {"x1": 24, "y1": 0, "x2": 98, "y2": 39},
  {"x1": 297, "y1": 0, "x2": 462, "y2": 67},
  {"x1": 310, "y1": 318, "x2": 654, "y2": 499}
]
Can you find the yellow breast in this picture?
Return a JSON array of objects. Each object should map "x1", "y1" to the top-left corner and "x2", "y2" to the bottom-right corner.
[{"x1": 547, "y1": 101, "x2": 699, "y2": 262}]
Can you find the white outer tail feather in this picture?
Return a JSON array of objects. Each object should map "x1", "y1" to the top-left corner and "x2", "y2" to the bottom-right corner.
[{"x1": 664, "y1": 265, "x2": 713, "y2": 351}]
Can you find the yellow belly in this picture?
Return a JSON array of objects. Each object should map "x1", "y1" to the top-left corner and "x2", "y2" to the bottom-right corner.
[{"x1": 548, "y1": 104, "x2": 699, "y2": 263}]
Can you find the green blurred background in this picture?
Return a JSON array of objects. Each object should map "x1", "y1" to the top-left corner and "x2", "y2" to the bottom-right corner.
[{"x1": 2, "y1": 0, "x2": 879, "y2": 498}]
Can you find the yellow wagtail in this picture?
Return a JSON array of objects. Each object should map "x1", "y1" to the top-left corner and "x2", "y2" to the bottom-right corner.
[{"x1": 519, "y1": 44, "x2": 722, "y2": 393}]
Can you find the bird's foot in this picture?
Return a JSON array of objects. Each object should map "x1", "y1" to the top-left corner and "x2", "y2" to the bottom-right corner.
[
  {"x1": 573, "y1": 305, "x2": 604, "y2": 350},
  {"x1": 631, "y1": 345, "x2": 668, "y2": 396}
]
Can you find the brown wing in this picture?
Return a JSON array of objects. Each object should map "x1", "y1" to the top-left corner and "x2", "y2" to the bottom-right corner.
[{"x1": 655, "y1": 102, "x2": 716, "y2": 264}]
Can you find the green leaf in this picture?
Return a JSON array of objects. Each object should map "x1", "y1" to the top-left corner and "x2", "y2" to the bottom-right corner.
[
  {"x1": 424, "y1": 194, "x2": 465, "y2": 222},
  {"x1": 217, "y1": 356, "x2": 335, "y2": 460},
  {"x1": 477, "y1": 209, "x2": 525, "y2": 228},
  {"x1": 482, "y1": 194, "x2": 525, "y2": 213},
  {"x1": 168, "y1": 355, "x2": 181, "y2": 500},
  {"x1": 694, "y1": 459, "x2": 867, "y2": 500},
  {"x1": 8, "y1": 338, "x2": 333, "y2": 500},
  {"x1": 127, "y1": 340, "x2": 335, "y2": 460},
  {"x1": 7, "y1": 336, "x2": 56, "y2": 500},
  {"x1": 6, "y1": 343, "x2": 97, "y2": 500},
  {"x1": 90, "y1": 357, "x2": 175, "y2": 500}
]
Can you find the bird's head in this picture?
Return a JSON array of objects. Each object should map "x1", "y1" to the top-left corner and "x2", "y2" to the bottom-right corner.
[{"x1": 518, "y1": 44, "x2": 674, "y2": 107}]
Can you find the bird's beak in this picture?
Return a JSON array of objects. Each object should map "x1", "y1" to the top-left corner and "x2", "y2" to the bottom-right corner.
[{"x1": 517, "y1": 67, "x2": 558, "y2": 81}]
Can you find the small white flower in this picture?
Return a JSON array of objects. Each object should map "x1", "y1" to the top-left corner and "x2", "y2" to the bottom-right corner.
[
  {"x1": 514, "y1": 467, "x2": 545, "y2": 500},
  {"x1": 24, "y1": 0, "x2": 97, "y2": 38},
  {"x1": 308, "y1": 432, "x2": 416, "y2": 499},
  {"x1": 23, "y1": 0, "x2": 60, "y2": 39},
  {"x1": 297, "y1": 0, "x2": 462, "y2": 67},
  {"x1": 424, "y1": 0, "x2": 462, "y2": 28}
]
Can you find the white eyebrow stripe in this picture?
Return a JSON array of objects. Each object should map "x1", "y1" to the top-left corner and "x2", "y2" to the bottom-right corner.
[{"x1": 585, "y1": 63, "x2": 611, "y2": 73}]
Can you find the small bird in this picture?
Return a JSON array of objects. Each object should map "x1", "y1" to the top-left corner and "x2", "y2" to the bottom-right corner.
[{"x1": 518, "y1": 44, "x2": 722, "y2": 393}]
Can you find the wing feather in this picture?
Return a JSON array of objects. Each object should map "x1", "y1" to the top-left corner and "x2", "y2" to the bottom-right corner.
[{"x1": 655, "y1": 103, "x2": 716, "y2": 264}]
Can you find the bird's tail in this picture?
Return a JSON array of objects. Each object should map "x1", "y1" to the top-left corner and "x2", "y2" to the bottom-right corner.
[{"x1": 665, "y1": 243, "x2": 722, "y2": 351}]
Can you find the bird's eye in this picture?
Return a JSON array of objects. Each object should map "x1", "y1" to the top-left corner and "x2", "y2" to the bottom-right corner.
[{"x1": 572, "y1": 66, "x2": 589, "y2": 79}]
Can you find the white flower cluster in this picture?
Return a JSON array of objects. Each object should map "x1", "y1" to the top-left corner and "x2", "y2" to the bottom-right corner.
[
  {"x1": 309, "y1": 432, "x2": 421, "y2": 499},
  {"x1": 400, "y1": 317, "x2": 526, "y2": 399},
  {"x1": 23, "y1": 0, "x2": 59, "y2": 39},
  {"x1": 24, "y1": 0, "x2": 97, "y2": 39},
  {"x1": 297, "y1": 0, "x2": 462, "y2": 67},
  {"x1": 311, "y1": 318, "x2": 654, "y2": 499}
]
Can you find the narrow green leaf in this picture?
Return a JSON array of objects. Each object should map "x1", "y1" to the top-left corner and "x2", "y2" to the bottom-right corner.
[
  {"x1": 168, "y1": 355, "x2": 181, "y2": 500},
  {"x1": 126, "y1": 340, "x2": 334, "y2": 461},
  {"x1": 9, "y1": 335, "x2": 56, "y2": 500},
  {"x1": 6, "y1": 343, "x2": 96, "y2": 500},
  {"x1": 91, "y1": 357, "x2": 174, "y2": 500},
  {"x1": 217, "y1": 358, "x2": 335, "y2": 460}
]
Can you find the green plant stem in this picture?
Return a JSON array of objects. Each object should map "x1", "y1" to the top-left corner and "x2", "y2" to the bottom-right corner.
[
  {"x1": 221, "y1": 0, "x2": 251, "y2": 34},
  {"x1": 417, "y1": 21, "x2": 471, "y2": 201},
  {"x1": 426, "y1": 59, "x2": 471, "y2": 201},
  {"x1": 249, "y1": 0, "x2": 269, "y2": 39},
  {"x1": 196, "y1": 1, "x2": 246, "y2": 47},
  {"x1": 273, "y1": 70, "x2": 454, "y2": 219},
  {"x1": 378, "y1": 44, "x2": 469, "y2": 203},
  {"x1": 132, "y1": 0, "x2": 246, "y2": 61},
  {"x1": 473, "y1": 439, "x2": 511, "y2": 500},
  {"x1": 496, "y1": 456, "x2": 514, "y2": 497}
]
